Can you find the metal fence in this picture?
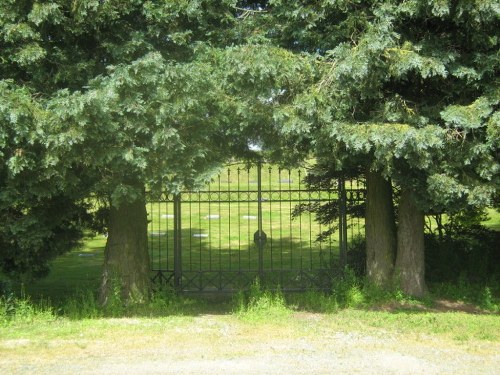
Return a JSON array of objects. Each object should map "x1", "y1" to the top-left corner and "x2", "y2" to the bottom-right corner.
[{"x1": 147, "y1": 162, "x2": 366, "y2": 292}]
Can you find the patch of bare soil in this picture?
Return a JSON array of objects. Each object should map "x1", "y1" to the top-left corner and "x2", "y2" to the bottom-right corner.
[{"x1": 371, "y1": 299, "x2": 490, "y2": 314}]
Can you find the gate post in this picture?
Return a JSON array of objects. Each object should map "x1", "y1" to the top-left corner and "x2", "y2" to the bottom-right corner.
[
  {"x1": 256, "y1": 160, "x2": 265, "y2": 280},
  {"x1": 173, "y1": 194, "x2": 182, "y2": 289},
  {"x1": 338, "y1": 176, "x2": 348, "y2": 268}
]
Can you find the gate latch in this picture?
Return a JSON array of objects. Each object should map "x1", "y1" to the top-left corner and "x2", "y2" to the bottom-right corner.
[{"x1": 253, "y1": 230, "x2": 267, "y2": 247}]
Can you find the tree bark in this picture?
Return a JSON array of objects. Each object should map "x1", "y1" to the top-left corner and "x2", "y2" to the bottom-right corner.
[
  {"x1": 365, "y1": 170, "x2": 397, "y2": 287},
  {"x1": 99, "y1": 193, "x2": 150, "y2": 305},
  {"x1": 395, "y1": 188, "x2": 427, "y2": 297}
]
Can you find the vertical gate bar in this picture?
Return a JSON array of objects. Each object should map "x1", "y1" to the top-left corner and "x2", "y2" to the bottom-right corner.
[
  {"x1": 197, "y1": 192, "x2": 202, "y2": 271},
  {"x1": 208, "y1": 182, "x2": 212, "y2": 272},
  {"x1": 298, "y1": 169, "x2": 303, "y2": 271},
  {"x1": 268, "y1": 166, "x2": 273, "y2": 270},
  {"x1": 357, "y1": 179, "x2": 362, "y2": 235},
  {"x1": 188, "y1": 194, "x2": 192, "y2": 271},
  {"x1": 288, "y1": 169, "x2": 293, "y2": 268},
  {"x1": 279, "y1": 169, "x2": 284, "y2": 287},
  {"x1": 349, "y1": 180, "x2": 354, "y2": 240},
  {"x1": 279, "y1": 168, "x2": 283, "y2": 272},
  {"x1": 328, "y1": 189, "x2": 333, "y2": 265},
  {"x1": 248, "y1": 166, "x2": 252, "y2": 270},
  {"x1": 218, "y1": 173, "x2": 222, "y2": 273},
  {"x1": 173, "y1": 193, "x2": 182, "y2": 289},
  {"x1": 237, "y1": 167, "x2": 241, "y2": 272},
  {"x1": 309, "y1": 184, "x2": 313, "y2": 270},
  {"x1": 338, "y1": 176, "x2": 348, "y2": 268},
  {"x1": 148, "y1": 198, "x2": 153, "y2": 271},
  {"x1": 164, "y1": 201, "x2": 168, "y2": 270},
  {"x1": 162, "y1": 200, "x2": 165, "y2": 270},
  {"x1": 154, "y1": 199, "x2": 158, "y2": 270},
  {"x1": 257, "y1": 159, "x2": 264, "y2": 280},
  {"x1": 318, "y1": 204, "x2": 323, "y2": 269},
  {"x1": 228, "y1": 167, "x2": 232, "y2": 271}
]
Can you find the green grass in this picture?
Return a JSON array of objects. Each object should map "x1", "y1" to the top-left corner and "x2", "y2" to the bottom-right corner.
[
  {"x1": 2, "y1": 236, "x2": 106, "y2": 303},
  {"x1": 1, "y1": 284, "x2": 499, "y2": 343},
  {"x1": 145, "y1": 162, "x2": 356, "y2": 291},
  {"x1": 1, "y1": 163, "x2": 498, "y2": 343},
  {"x1": 484, "y1": 208, "x2": 500, "y2": 230},
  {"x1": 1, "y1": 250, "x2": 499, "y2": 372},
  {"x1": 146, "y1": 162, "x2": 364, "y2": 278},
  {"x1": 147, "y1": 200, "x2": 346, "y2": 272},
  {"x1": 1, "y1": 306, "x2": 498, "y2": 375}
]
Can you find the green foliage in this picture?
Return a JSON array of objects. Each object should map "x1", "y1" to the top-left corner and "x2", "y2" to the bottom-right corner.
[
  {"x1": 262, "y1": 0, "x2": 499, "y2": 211},
  {"x1": 0, "y1": 293, "x2": 54, "y2": 326},
  {"x1": 61, "y1": 285, "x2": 191, "y2": 319},
  {"x1": 234, "y1": 278, "x2": 291, "y2": 321},
  {"x1": 425, "y1": 223, "x2": 500, "y2": 284},
  {"x1": 0, "y1": 0, "x2": 249, "y2": 281},
  {"x1": 346, "y1": 235, "x2": 367, "y2": 277},
  {"x1": 289, "y1": 291, "x2": 339, "y2": 313},
  {"x1": 331, "y1": 268, "x2": 365, "y2": 308},
  {"x1": 1, "y1": 0, "x2": 498, "y2": 288},
  {"x1": 61, "y1": 290, "x2": 100, "y2": 320},
  {"x1": 0, "y1": 81, "x2": 91, "y2": 280}
]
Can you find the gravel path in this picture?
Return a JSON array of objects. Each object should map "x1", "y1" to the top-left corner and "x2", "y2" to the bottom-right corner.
[{"x1": 1, "y1": 314, "x2": 499, "y2": 374}]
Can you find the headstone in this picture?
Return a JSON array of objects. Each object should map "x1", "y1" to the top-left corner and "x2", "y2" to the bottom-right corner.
[
  {"x1": 242, "y1": 215, "x2": 257, "y2": 220},
  {"x1": 161, "y1": 214, "x2": 174, "y2": 219},
  {"x1": 78, "y1": 253, "x2": 95, "y2": 257},
  {"x1": 205, "y1": 214, "x2": 220, "y2": 219},
  {"x1": 280, "y1": 179, "x2": 293, "y2": 183},
  {"x1": 192, "y1": 233, "x2": 209, "y2": 238},
  {"x1": 149, "y1": 231, "x2": 166, "y2": 237}
]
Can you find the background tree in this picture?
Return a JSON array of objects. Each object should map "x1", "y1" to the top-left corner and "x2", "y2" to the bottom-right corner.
[
  {"x1": 250, "y1": 0, "x2": 499, "y2": 296},
  {"x1": 0, "y1": 81, "x2": 90, "y2": 281},
  {"x1": 0, "y1": 0, "x2": 245, "y2": 303}
]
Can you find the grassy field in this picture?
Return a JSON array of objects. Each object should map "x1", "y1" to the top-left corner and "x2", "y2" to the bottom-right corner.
[
  {"x1": 484, "y1": 208, "x2": 500, "y2": 230},
  {"x1": 147, "y1": 162, "x2": 347, "y2": 275},
  {"x1": 145, "y1": 163, "x2": 365, "y2": 292}
]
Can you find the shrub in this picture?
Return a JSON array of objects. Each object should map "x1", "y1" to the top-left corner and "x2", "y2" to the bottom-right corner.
[
  {"x1": 425, "y1": 224, "x2": 500, "y2": 284},
  {"x1": 331, "y1": 267, "x2": 365, "y2": 308},
  {"x1": 0, "y1": 293, "x2": 54, "y2": 325},
  {"x1": 234, "y1": 278, "x2": 291, "y2": 321},
  {"x1": 346, "y1": 235, "x2": 366, "y2": 277}
]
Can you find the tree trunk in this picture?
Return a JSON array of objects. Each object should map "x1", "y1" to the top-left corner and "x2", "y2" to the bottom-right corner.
[
  {"x1": 365, "y1": 170, "x2": 397, "y2": 287},
  {"x1": 395, "y1": 188, "x2": 427, "y2": 297},
  {"x1": 99, "y1": 194, "x2": 150, "y2": 305}
]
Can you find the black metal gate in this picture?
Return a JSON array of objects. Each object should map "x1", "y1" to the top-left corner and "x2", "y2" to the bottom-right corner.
[{"x1": 147, "y1": 162, "x2": 365, "y2": 292}]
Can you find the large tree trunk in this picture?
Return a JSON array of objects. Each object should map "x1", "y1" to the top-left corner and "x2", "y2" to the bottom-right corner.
[
  {"x1": 99, "y1": 194, "x2": 150, "y2": 305},
  {"x1": 394, "y1": 188, "x2": 426, "y2": 297},
  {"x1": 365, "y1": 170, "x2": 397, "y2": 287}
]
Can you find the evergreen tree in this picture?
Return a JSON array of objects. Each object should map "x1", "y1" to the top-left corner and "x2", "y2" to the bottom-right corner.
[
  {"x1": 0, "y1": 0, "x2": 241, "y2": 302},
  {"x1": 256, "y1": 0, "x2": 499, "y2": 295}
]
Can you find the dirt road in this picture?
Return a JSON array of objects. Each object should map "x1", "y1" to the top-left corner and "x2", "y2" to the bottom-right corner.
[{"x1": 1, "y1": 313, "x2": 499, "y2": 374}]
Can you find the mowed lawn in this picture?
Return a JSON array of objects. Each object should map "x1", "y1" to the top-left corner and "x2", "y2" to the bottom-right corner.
[{"x1": 146, "y1": 162, "x2": 350, "y2": 274}]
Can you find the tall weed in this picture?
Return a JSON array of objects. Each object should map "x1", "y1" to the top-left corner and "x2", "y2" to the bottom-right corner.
[
  {"x1": 234, "y1": 279, "x2": 291, "y2": 321},
  {"x1": 62, "y1": 290, "x2": 101, "y2": 319},
  {"x1": 0, "y1": 293, "x2": 54, "y2": 325},
  {"x1": 331, "y1": 267, "x2": 365, "y2": 308}
]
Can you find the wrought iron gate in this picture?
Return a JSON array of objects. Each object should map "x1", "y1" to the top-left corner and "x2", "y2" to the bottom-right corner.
[{"x1": 147, "y1": 162, "x2": 365, "y2": 292}]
